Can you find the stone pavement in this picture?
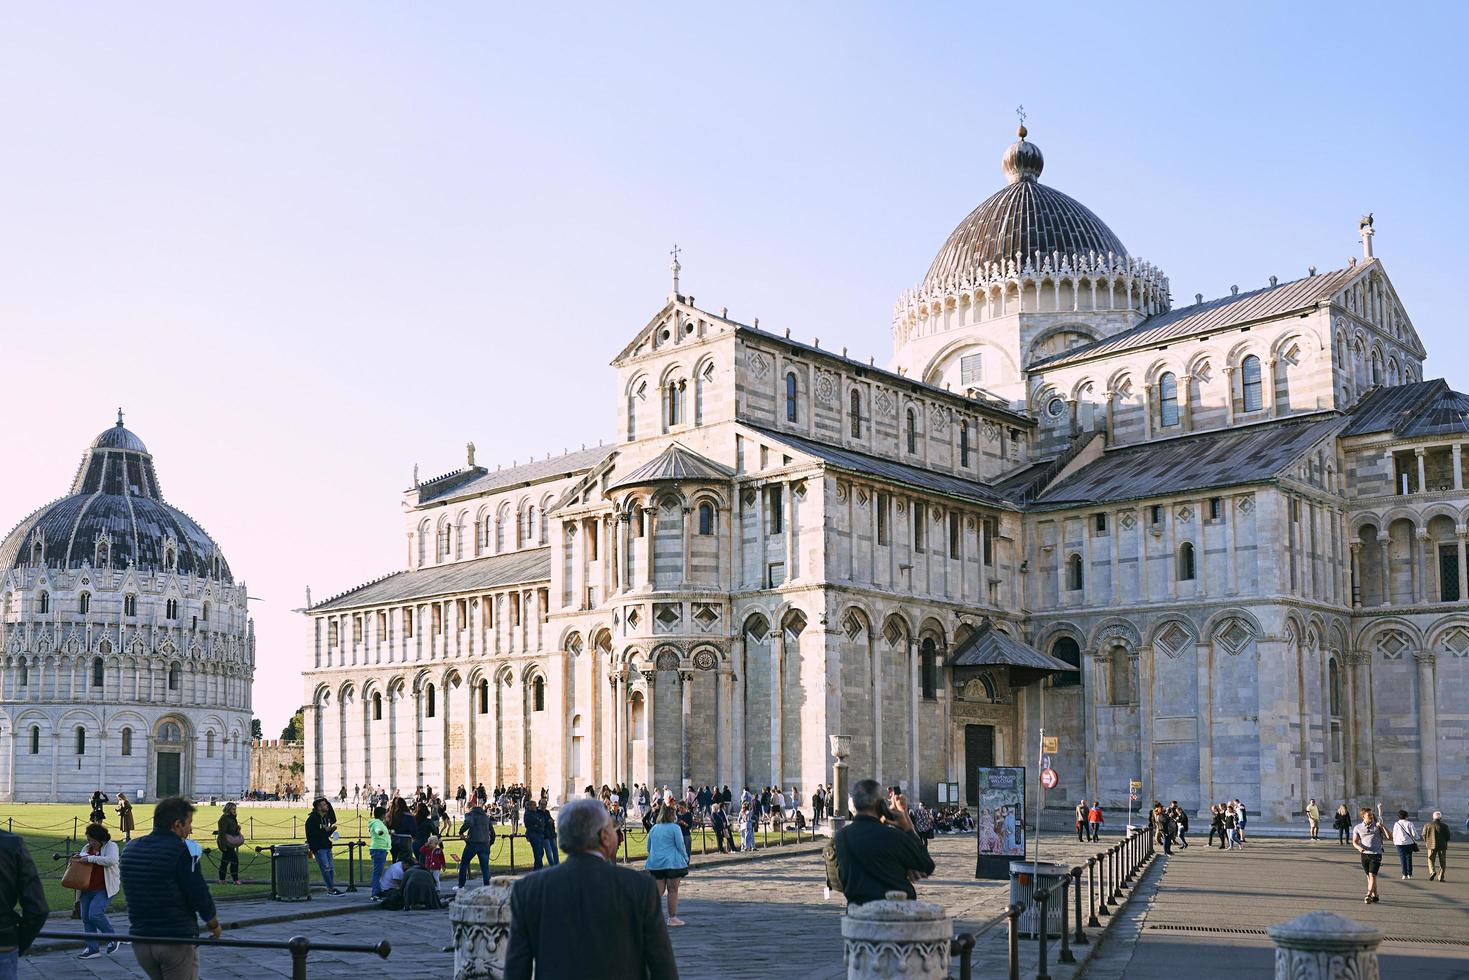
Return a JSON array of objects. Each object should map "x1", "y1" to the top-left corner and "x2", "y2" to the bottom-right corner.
[
  {"x1": 1084, "y1": 837, "x2": 1469, "y2": 980},
  {"x1": 22, "y1": 830, "x2": 1141, "y2": 978}
]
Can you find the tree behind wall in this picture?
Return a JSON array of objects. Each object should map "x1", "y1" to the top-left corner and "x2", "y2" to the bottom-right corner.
[{"x1": 281, "y1": 706, "x2": 305, "y2": 742}]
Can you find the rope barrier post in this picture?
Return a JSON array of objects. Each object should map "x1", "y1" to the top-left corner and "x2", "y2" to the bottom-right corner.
[
  {"x1": 73, "y1": 816, "x2": 78, "y2": 839},
  {"x1": 509, "y1": 834, "x2": 516, "y2": 873},
  {"x1": 250, "y1": 815, "x2": 254, "y2": 839},
  {"x1": 288, "y1": 935, "x2": 310, "y2": 980},
  {"x1": 1035, "y1": 888, "x2": 1051, "y2": 980},
  {"x1": 346, "y1": 842, "x2": 357, "y2": 893},
  {"x1": 1058, "y1": 878, "x2": 1075, "y2": 964},
  {"x1": 1087, "y1": 857, "x2": 1103, "y2": 924},
  {"x1": 951, "y1": 933, "x2": 974, "y2": 980},
  {"x1": 1071, "y1": 865, "x2": 1087, "y2": 946},
  {"x1": 268, "y1": 846, "x2": 278, "y2": 901},
  {"x1": 293, "y1": 816, "x2": 298, "y2": 840}
]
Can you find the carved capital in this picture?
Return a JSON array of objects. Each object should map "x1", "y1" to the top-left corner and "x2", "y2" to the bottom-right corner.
[{"x1": 1413, "y1": 651, "x2": 1436, "y2": 668}]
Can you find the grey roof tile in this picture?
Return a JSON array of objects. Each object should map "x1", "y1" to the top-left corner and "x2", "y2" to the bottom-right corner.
[
  {"x1": 309, "y1": 548, "x2": 551, "y2": 612},
  {"x1": 1340, "y1": 379, "x2": 1469, "y2": 438},
  {"x1": 1032, "y1": 265, "x2": 1361, "y2": 370},
  {"x1": 744, "y1": 424, "x2": 1005, "y2": 505},
  {"x1": 416, "y1": 446, "x2": 611, "y2": 505},
  {"x1": 610, "y1": 443, "x2": 733, "y2": 490},
  {"x1": 1033, "y1": 415, "x2": 1344, "y2": 507},
  {"x1": 948, "y1": 620, "x2": 1073, "y2": 672}
]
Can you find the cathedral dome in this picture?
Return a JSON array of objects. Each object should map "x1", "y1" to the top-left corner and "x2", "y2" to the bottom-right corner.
[
  {"x1": 0, "y1": 415, "x2": 232, "y2": 581},
  {"x1": 921, "y1": 126, "x2": 1129, "y2": 291}
]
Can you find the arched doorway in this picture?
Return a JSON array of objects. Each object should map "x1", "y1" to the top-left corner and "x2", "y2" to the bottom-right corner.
[{"x1": 155, "y1": 720, "x2": 186, "y2": 797}]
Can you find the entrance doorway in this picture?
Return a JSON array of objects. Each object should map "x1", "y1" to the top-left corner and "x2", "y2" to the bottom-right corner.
[
  {"x1": 964, "y1": 724, "x2": 996, "y2": 805},
  {"x1": 156, "y1": 752, "x2": 181, "y2": 797}
]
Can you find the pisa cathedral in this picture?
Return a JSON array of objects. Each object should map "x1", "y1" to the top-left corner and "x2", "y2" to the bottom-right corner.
[
  {"x1": 0, "y1": 417, "x2": 255, "y2": 801},
  {"x1": 304, "y1": 127, "x2": 1467, "y2": 821}
]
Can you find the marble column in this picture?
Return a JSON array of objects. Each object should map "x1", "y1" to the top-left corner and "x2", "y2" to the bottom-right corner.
[
  {"x1": 1457, "y1": 527, "x2": 1468, "y2": 601},
  {"x1": 679, "y1": 670, "x2": 693, "y2": 788},
  {"x1": 1414, "y1": 652, "x2": 1439, "y2": 811},
  {"x1": 1377, "y1": 534, "x2": 1391, "y2": 606},
  {"x1": 771, "y1": 629, "x2": 784, "y2": 787},
  {"x1": 640, "y1": 669, "x2": 657, "y2": 787},
  {"x1": 908, "y1": 640, "x2": 920, "y2": 796},
  {"x1": 1349, "y1": 540, "x2": 1362, "y2": 608},
  {"x1": 1195, "y1": 642, "x2": 1213, "y2": 812},
  {"x1": 1415, "y1": 447, "x2": 1427, "y2": 493}
]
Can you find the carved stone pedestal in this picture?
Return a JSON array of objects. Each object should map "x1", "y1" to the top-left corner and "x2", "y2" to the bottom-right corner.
[
  {"x1": 1266, "y1": 910, "x2": 1382, "y2": 980},
  {"x1": 841, "y1": 891, "x2": 952, "y2": 979},
  {"x1": 450, "y1": 877, "x2": 516, "y2": 980}
]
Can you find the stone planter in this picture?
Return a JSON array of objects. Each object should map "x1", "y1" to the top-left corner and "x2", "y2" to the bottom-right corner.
[
  {"x1": 1266, "y1": 910, "x2": 1383, "y2": 980},
  {"x1": 450, "y1": 876, "x2": 516, "y2": 980},
  {"x1": 841, "y1": 891, "x2": 952, "y2": 979}
]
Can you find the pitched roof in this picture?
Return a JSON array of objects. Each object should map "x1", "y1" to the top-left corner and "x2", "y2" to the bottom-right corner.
[
  {"x1": 1340, "y1": 380, "x2": 1469, "y2": 438},
  {"x1": 309, "y1": 548, "x2": 551, "y2": 612},
  {"x1": 416, "y1": 445, "x2": 611, "y2": 506},
  {"x1": 1032, "y1": 414, "x2": 1343, "y2": 508},
  {"x1": 948, "y1": 621, "x2": 1074, "y2": 673},
  {"x1": 744, "y1": 424, "x2": 1006, "y2": 506},
  {"x1": 1032, "y1": 265, "x2": 1361, "y2": 370},
  {"x1": 609, "y1": 443, "x2": 733, "y2": 490}
]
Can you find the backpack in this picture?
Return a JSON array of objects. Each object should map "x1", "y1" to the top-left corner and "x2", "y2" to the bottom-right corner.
[{"x1": 822, "y1": 834, "x2": 845, "y2": 896}]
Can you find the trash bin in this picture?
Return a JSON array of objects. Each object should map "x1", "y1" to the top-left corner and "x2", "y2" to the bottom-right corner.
[
  {"x1": 274, "y1": 844, "x2": 312, "y2": 901},
  {"x1": 1008, "y1": 861, "x2": 1067, "y2": 938}
]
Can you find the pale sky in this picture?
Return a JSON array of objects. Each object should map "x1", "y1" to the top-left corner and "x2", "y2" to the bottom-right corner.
[{"x1": 2, "y1": 3, "x2": 1465, "y2": 733}]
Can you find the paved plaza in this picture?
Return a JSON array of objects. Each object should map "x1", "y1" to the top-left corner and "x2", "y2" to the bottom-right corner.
[{"x1": 22, "y1": 831, "x2": 1467, "y2": 979}]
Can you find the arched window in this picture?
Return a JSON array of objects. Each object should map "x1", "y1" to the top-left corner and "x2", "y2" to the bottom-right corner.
[
  {"x1": 372, "y1": 691, "x2": 383, "y2": 720},
  {"x1": 206, "y1": 730, "x2": 215, "y2": 758},
  {"x1": 166, "y1": 598, "x2": 178, "y2": 620},
  {"x1": 540, "y1": 508, "x2": 549, "y2": 545},
  {"x1": 29, "y1": 726, "x2": 39, "y2": 755},
  {"x1": 1177, "y1": 541, "x2": 1196, "y2": 581},
  {"x1": 168, "y1": 665, "x2": 181, "y2": 690},
  {"x1": 960, "y1": 422, "x2": 971, "y2": 468},
  {"x1": 495, "y1": 516, "x2": 506, "y2": 552},
  {"x1": 1328, "y1": 659, "x2": 1342, "y2": 716},
  {"x1": 164, "y1": 546, "x2": 175, "y2": 568},
  {"x1": 849, "y1": 390, "x2": 862, "y2": 438},
  {"x1": 120, "y1": 727, "x2": 132, "y2": 756},
  {"x1": 667, "y1": 382, "x2": 682, "y2": 426},
  {"x1": 1066, "y1": 554, "x2": 1084, "y2": 592},
  {"x1": 38, "y1": 591, "x2": 49, "y2": 614},
  {"x1": 201, "y1": 601, "x2": 210, "y2": 622},
  {"x1": 75, "y1": 727, "x2": 86, "y2": 755},
  {"x1": 533, "y1": 676, "x2": 546, "y2": 712},
  {"x1": 1241, "y1": 355, "x2": 1263, "y2": 412},
  {"x1": 633, "y1": 505, "x2": 646, "y2": 538},
  {"x1": 1158, "y1": 372, "x2": 1180, "y2": 427},
  {"x1": 328, "y1": 621, "x2": 339, "y2": 647},
  {"x1": 525, "y1": 507, "x2": 537, "y2": 547},
  {"x1": 906, "y1": 408, "x2": 918, "y2": 454},
  {"x1": 96, "y1": 540, "x2": 110, "y2": 565},
  {"x1": 1371, "y1": 351, "x2": 1383, "y2": 386},
  {"x1": 79, "y1": 592, "x2": 90, "y2": 615},
  {"x1": 1050, "y1": 636, "x2": 1082, "y2": 688},
  {"x1": 920, "y1": 638, "x2": 938, "y2": 700},
  {"x1": 417, "y1": 526, "x2": 428, "y2": 566},
  {"x1": 92, "y1": 657, "x2": 105, "y2": 688},
  {"x1": 478, "y1": 679, "x2": 489, "y2": 714},
  {"x1": 785, "y1": 372, "x2": 798, "y2": 423},
  {"x1": 425, "y1": 683, "x2": 436, "y2": 718},
  {"x1": 697, "y1": 502, "x2": 715, "y2": 536},
  {"x1": 18, "y1": 662, "x2": 28, "y2": 686}
]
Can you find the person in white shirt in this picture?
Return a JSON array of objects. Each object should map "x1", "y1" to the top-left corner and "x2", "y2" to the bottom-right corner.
[{"x1": 1390, "y1": 809, "x2": 1420, "y2": 880}]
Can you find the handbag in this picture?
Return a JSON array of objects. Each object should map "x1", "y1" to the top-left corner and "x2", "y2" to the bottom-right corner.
[
  {"x1": 1407, "y1": 841, "x2": 1419, "y2": 853},
  {"x1": 60, "y1": 857, "x2": 92, "y2": 890},
  {"x1": 220, "y1": 832, "x2": 245, "y2": 849}
]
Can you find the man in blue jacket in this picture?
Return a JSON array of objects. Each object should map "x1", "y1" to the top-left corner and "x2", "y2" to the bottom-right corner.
[
  {"x1": 120, "y1": 796, "x2": 219, "y2": 980},
  {"x1": 0, "y1": 828, "x2": 48, "y2": 980}
]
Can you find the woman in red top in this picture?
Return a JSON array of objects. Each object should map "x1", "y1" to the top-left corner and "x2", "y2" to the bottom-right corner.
[
  {"x1": 75, "y1": 824, "x2": 120, "y2": 959},
  {"x1": 1087, "y1": 804, "x2": 1104, "y2": 842}
]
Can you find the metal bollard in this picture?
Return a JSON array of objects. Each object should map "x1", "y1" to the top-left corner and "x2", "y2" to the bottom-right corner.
[
  {"x1": 509, "y1": 834, "x2": 516, "y2": 872},
  {"x1": 287, "y1": 935, "x2": 310, "y2": 980},
  {"x1": 1007, "y1": 903, "x2": 1021, "y2": 980},
  {"x1": 951, "y1": 932, "x2": 974, "y2": 980},
  {"x1": 1036, "y1": 888, "x2": 1052, "y2": 980},
  {"x1": 1111, "y1": 845, "x2": 1122, "y2": 901},
  {"x1": 1088, "y1": 857, "x2": 1104, "y2": 923},
  {"x1": 1058, "y1": 878, "x2": 1075, "y2": 964},
  {"x1": 1071, "y1": 866, "x2": 1088, "y2": 946},
  {"x1": 346, "y1": 842, "x2": 357, "y2": 893}
]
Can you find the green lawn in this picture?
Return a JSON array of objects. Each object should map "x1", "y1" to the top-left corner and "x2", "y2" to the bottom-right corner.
[{"x1": 3, "y1": 802, "x2": 814, "y2": 913}]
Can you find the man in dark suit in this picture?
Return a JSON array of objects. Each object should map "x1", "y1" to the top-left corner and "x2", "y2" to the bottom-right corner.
[
  {"x1": 834, "y1": 779, "x2": 936, "y2": 906},
  {"x1": 506, "y1": 798, "x2": 677, "y2": 980}
]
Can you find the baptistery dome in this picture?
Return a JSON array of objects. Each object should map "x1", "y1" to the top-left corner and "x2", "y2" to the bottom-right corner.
[
  {"x1": 921, "y1": 126, "x2": 1129, "y2": 291},
  {"x1": 0, "y1": 414, "x2": 232, "y2": 581}
]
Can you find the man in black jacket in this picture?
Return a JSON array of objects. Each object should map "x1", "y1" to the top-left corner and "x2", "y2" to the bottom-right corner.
[
  {"x1": 834, "y1": 779, "x2": 936, "y2": 906},
  {"x1": 119, "y1": 796, "x2": 219, "y2": 980},
  {"x1": 711, "y1": 804, "x2": 732, "y2": 853},
  {"x1": 505, "y1": 798, "x2": 676, "y2": 980},
  {"x1": 0, "y1": 828, "x2": 47, "y2": 975}
]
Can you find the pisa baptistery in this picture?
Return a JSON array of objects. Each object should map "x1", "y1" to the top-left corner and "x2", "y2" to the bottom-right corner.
[{"x1": 0, "y1": 414, "x2": 254, "y2": 801}]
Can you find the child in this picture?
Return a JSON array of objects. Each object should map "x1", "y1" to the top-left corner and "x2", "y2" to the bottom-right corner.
[{"x1": 419, "y1": 834, "x2": 446, "y2": 884}]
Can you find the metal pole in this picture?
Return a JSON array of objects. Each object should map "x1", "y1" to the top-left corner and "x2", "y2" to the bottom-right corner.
[
  {"x1": 1007, "y1": 905, "x2": 1020, "y2": 980},
  {"x1": 346, "y1": 842, "x2": 357, "y2": 892},
  {"x1": 268, "y1": 846, "x2": 278, "y2": 901},
  {"x1": 952, "y1": 933, "x2": 974, "y2": 980},
  {"x1": 1059, "y1": 878, "x2": 1075, "y2": 963},
  {"x1": 288, "y1": 936, "x2": 309, "y2": 980},
  {"x1": 1088, "y1": 857, "x2": 1103, "y2": 923},
  {"x1": 1035, "y1": 889, "x2": 1051, "y2": 980},
  {"x1": 1071, "y1": 866, "x2": 1087, "y2": 946}
]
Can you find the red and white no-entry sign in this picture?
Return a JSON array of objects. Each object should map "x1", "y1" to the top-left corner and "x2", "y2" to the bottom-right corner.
[{"x1": 1040, "y1": 768, "x2": 1059, "y2": 789}]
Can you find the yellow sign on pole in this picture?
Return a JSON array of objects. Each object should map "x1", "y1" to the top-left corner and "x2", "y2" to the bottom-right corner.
[{"x1": 1042, "y1": 736, "x2": 1059, "y2": 754}]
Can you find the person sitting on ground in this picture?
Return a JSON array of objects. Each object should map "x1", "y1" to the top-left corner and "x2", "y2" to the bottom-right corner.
[
  {"x1": 833, "y1": 780, "x2": 935, "y2": 906},
  {"x1": 505, "y1": 798, "x2": 676, "y2": 980}
]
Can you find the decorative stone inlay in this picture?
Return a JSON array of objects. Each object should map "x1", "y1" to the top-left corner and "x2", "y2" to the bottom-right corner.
[
  {"x1": 450, "y1": 876, "x2": 515, "y2": 980},
  {"x1": 1239, "y1": 495, "x2": 1256, "y2": 514},
  {"x1": 1120, "y1": 512, "x2": 1137, "y2": 530},
  {"x1": 1157, "y1": 622, "x2": 1191, "y2": 658},
  {"x1": 654, "y1": 604, "x2": 681, "y2": 632},
  {"x1": 747, "y1": 350, "x2": 769, "y2": 379},
  {"x1": 1440, "y1": 627, "x2": 1469, "y2": 657},
  {"x1": 883, "y1": 620, "x2": 905, "y2": 648},
  {"x1": 1215, "y1": 618, "x2": 1253, "y2": 656},
  {"x1": 691, "y1": 648, "x2": 718, "y2": 670},
  {"x1": 654, "y1": 649, "x2": 681, "y2": 670},
  {"x1": 841, "y1": 892, "x2": 953, "y2": 980},
  {"x1": 843, "y1": 611, "x2": 866, "y2": 640},
  {"x1": 835, "y1": 482, "x2": 848, "y2": 502},
  {"x1": 692, "y1": 604, "x2": 720, "y2": 632},
  {"x1": 1266, "y1": 910, "x2": 1382, "y2": 980},
  {"x1": 1377, "y1": 631, "x2": 1408, "y2": 660},
  {"x1": 928, "y1": 404, "x2": 949, "y2": 433},
  {"x1": 816, "y1": 370, "x2": 838, "y2": 405},
  {"x1": 625, "y1": 607, "x2": 640, "y2": 631},
  {"x1": 857, "y1": 489, "x2": 869, "y2": 506},
  {"x1": 1177, "y1": 505, "x2": 1193, "y2": 522},
  {"x1": 875, "y1": 389, "x2": 895, "y2": 416},
  {"x1": 982, "y1": 420, "x2": 1001, "y2": 442}
]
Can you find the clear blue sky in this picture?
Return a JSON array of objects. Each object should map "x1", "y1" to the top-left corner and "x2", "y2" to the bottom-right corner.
[{"x1": 2, "y1": 2, "x2": 1464, "y2": 733}]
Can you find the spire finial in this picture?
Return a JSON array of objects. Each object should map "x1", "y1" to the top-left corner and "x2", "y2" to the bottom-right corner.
[
  {"x1": 1015, "y1": 104, "x2": 1027, "y2": 138},
  {"x1": 1359, "y1": 213, "x2": 1375, "y2": 259},
  {"x1": 670, "y1": 243, "x2": 682, "y2": 295},
  {"x1": 116, "y1": 407, "x2": 125, "y2": 427}
]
